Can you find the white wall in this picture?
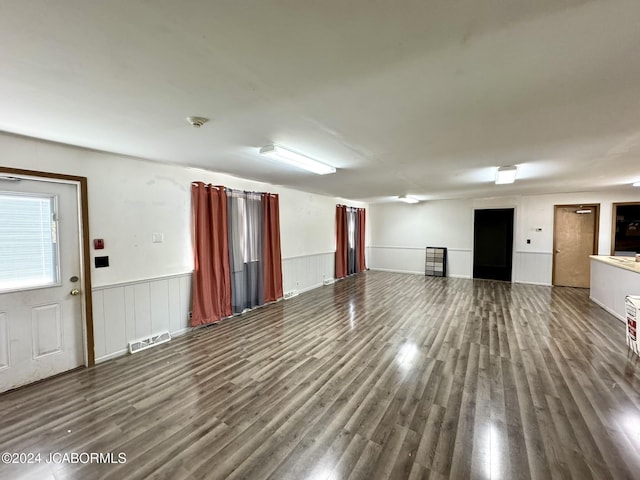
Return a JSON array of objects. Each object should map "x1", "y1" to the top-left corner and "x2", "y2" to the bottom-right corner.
[
  {"x1": 369, "y1": 199, "x2": 474, "y2": 278},
  {"x1": 0, "y1": 132, "x2": 367, "y2": 360},
  {"x1": 369, "y1": 190, "x2": 640, "y2": 285}
]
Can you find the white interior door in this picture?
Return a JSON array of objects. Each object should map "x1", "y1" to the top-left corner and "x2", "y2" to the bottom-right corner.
[{"x1": 0, "y1": 177, "x2": 84, "y2": 392}]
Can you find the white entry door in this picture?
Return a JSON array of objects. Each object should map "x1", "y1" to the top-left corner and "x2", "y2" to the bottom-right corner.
[{"x1": 0, "y1": 177, "x2": 84, "y2": 392}]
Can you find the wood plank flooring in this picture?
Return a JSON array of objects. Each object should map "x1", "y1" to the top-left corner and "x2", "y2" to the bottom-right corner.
[{"x1": 2, "y1": 271, "x2": 640, "y2": 479}]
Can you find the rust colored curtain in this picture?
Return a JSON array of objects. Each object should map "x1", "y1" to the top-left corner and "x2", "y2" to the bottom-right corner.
[
  {"x1": 191, "y1": 183, "x2": 232, "y2": 326},
  {"x1": 263, "y1": 193, "x2": 283, "y2": 302},
  {"x1": 357, "y1": 208, "x2": 366, "y2": 272},
  {"x1": 335, "y1": 205, "x2": 348, "y2": 279}
]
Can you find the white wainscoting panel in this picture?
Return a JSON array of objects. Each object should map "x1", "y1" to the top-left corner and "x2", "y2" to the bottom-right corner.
[
  {"x1": 282, "y1": 252, "x2": 335, "y2": 294},
  {"x1": 368, "y1": 246, "x2": 472, "y2": 278},
  {"x1": 0, "y1": 312, "x2": 8, "y2": 370},
  {"x1": 92, "y1": 273, "x2": 192, "y2": 363},
  {"x1": 103, "y1": 288, "x2": 126, "y2": 359},
  {"x1": 150, "y1": 280, "x2": 171, "y2": 335},
  {"x1": 513, "y1": 251, "x2": 553, "y2": 286},
  {"x1": 133, "y1": 283, "x2": 152, "y2": 339}
]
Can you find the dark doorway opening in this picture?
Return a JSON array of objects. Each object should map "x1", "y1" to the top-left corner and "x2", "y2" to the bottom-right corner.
[
  {"x1": 612, "y1": 203, "x2": 640, "y2": 255},
  {"x1": 473, "y1": 208, "x2": 514, "y2": 281}
]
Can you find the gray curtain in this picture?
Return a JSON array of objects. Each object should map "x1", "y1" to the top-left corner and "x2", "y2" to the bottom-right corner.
[
  {"x1": 227, "y1": 189, "x2": 264, "y2": 313},
  {"x1": 347, "y1": 208, "x2": 357, "y2": 275}
]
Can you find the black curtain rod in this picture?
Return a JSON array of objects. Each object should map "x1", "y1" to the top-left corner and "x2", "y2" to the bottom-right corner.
[
  {"x1": 192, "y1": 184, "x2": 277, "y2": 196},
  {"x1": 191, "y1": 182, "x2": 223, "y2": 190},
  {"x1": 337, "y1": 204, "x2": 365, "y2": 210},
  {"x1": 226, "y1": 187, "x2": 279, "y2": 197}
]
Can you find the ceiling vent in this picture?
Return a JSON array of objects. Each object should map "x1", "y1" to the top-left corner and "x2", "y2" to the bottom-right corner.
[{"x1": 186, "y1": 116, "x2": 209, "y2": 128}]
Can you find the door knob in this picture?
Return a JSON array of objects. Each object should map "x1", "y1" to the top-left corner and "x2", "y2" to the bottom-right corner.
[
  {"x1": 70, "y1": 288, "x2": 81, "y2": 296},
  {"x1": 555, "y1": 249, "x2": 560, "y2": 253}
]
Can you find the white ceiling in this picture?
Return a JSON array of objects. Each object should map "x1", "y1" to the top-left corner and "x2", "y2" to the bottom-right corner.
[{"x1": 1, "y1": 0, "x2": 640, "y2": 202}]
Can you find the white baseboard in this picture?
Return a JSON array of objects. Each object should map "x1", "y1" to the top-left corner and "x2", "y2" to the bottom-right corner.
[
  {"x1": 515, "y1": 280, "x2": 552, "y2": 286},
  {"x1": 171, "y1": 327, "x2": 192, "y2": 337},
  {"x1": 590, "y1": 296, "x2": 625, "y2": 322},
  {"x1": 299, "y1": 282, "x2": 323, "y2": 294},
  {"x1": 95, "y1": 349, "x2": 128, "y2": 364}
]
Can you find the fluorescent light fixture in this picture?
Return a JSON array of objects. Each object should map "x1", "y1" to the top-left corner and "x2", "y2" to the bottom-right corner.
[
  {"x1": 398, "y1": 195, "x2": 419, "y2": 204},
  {"x1": 259, "y1": 144, "x2": 336, "y2": 175},
  {"x1": 633, "y1": 181, "x2": 640, "y2": 187},
  {"x1": 495, "y1": 165, "x2": 518, "y2": 184}
]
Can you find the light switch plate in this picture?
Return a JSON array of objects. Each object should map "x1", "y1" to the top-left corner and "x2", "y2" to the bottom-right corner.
[{"x1": 152, "y1": 233, "x2": 164, "y2": 243}]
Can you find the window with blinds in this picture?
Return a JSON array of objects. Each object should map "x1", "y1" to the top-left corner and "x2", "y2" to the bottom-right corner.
[{"x1": 0, "y1": 192, "x2": 59, "y2": 292}]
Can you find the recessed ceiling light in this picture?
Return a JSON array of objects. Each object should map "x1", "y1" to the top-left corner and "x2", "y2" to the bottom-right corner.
[
  {"x1": 259, "y1": 144, "x2": 336, "y2": 175},
  {"x1": 398, "y1": 195, "x2": 419, "y2": 204},
  {"x1": 495, "y1": 166, "x2": 518, "y2": 184}
]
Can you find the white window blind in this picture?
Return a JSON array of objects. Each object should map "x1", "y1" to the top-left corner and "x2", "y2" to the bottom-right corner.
[{"x1": 0, "y1": 193, "x2": 59, "y2": 292}]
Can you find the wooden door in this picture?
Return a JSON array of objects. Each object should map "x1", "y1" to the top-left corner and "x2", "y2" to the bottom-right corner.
[{"x1": 553, "y1": 205, "x2": 599, "y2": 288}]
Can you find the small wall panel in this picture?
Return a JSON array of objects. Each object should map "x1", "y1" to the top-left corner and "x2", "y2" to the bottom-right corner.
[
  {"x1": 177, "y1": 275, "x2": 191, "y2": 332},
  {"x1": 168, "y1": 277, "x2": 183, "y2": 334},
  {"x1": 31, "y1": 303, "x2": 62, "y2": 358},
  {"x1": 150, "y1": 280, "x2": 170, "y2": 334},
  {"x1": 124, "y1": 285, "x2": 136, "y2": 345},
  {"x1": 92, "y1": 290, "x2": 106, "y2": 360},
  {"x1": 133, "y1": 283, "x2": 152, "y2": 339},
  {"x1": 103, "y1": 288, "x2": 127, "y2": 356},
  {"x1": 0, "y1": 312, "x2": 8, "y2": 370}
]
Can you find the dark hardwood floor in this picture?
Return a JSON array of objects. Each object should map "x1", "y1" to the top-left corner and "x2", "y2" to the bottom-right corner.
[{"x1": 2, "y1": 271, "x2": 640, "y2": 479}]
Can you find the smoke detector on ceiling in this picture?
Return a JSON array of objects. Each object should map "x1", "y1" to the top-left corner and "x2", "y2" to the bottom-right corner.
[{"x1": 186, "y1": 116, "x2": 209, "y2": 128}]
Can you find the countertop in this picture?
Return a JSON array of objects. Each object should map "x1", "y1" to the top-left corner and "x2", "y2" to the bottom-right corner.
[{"x1": 590, "y1": 255, "x2": 640, "y2": 274}]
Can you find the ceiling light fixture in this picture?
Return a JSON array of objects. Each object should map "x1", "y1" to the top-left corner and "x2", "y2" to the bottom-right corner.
[
  {"x1": 495, "y1": 165, "x2": 518, "y2": 185},
  {"x1": 398, "y1": 195, "x2": 419, "y2": 204},
  {"x1": 576, "y1": 209, "x2": 592, "y2": 214},
  {"x1": 633, "y1": 181, "x2": 640, "y2": 187},
  {"x1": 259, "y1": 144, "x2": 336, "y2": 175}
]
